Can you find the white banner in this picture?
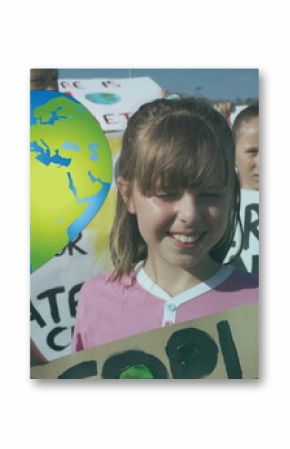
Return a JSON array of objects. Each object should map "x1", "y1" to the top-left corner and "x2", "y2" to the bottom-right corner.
[
  {"x1": 226, "y1": 189, "x2": 259, "y2": 274},
  {"x1": 58, "y1": 77, "x2": 163, "y2": 132},
  {"x1": 229, "y1": 104, "x2": 248, "y2": 126}
]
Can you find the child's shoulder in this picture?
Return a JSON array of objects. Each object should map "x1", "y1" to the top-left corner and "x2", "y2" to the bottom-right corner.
[
  {"x1": 81, "y1": 270, "x2": 136, "y2": 294},
  {"x1": 212, "y1": 266, "x2": 259, "y2": 308}
]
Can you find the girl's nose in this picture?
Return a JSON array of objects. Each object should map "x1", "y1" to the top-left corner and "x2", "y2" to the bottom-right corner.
[{"x1": 176, "y1": 192, "x2": 202, "y2": 224}]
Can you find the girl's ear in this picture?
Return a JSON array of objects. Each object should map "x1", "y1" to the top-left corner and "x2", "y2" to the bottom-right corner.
[{"x1": 117, "y1": 177, "x2": 136, "y2": 214}]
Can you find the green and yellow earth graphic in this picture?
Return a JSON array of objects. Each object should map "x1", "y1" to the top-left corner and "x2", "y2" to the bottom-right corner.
[{"x1": 30, "y1": 90, "x2": 112, "y2": 272}]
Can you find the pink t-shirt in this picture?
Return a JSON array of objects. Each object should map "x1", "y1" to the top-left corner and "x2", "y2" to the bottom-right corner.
[{"x1": 72, "y1": 264, "x2": 258, "y2": 352}]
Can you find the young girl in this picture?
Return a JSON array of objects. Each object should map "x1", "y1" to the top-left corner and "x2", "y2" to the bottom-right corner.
[{"x1": 72, "y1": 97, "x2": 258, "y2": 352}]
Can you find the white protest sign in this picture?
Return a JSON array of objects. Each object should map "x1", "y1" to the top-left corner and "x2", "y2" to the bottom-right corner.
[
  {"x1": 230, "y1": 104, "x2": 248, "y2": 126},
  {"x1": 226, "y1": 189, "x2": 259, "y2": 274},
  {"x1": 58, "y1": 77, "x2": 163, "y2": 132},
  {"x1": 30, "y1": 222, "x2": 113, "y2": 361}
]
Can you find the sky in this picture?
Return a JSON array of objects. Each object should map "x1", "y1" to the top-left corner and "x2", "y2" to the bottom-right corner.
[{"x1": 58, "y1": 68, "x2": 258, "y2": 101}]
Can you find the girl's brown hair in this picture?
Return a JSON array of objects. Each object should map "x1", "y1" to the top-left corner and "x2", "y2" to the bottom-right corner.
[{"x1": 110, "y1": 97, "x2": 242, "y2": 278}]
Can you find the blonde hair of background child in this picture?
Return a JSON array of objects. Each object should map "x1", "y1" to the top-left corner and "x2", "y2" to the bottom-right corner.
[
  {"x1": 110, "y1": 97, "x2": 242, "y2": 278},
  {"x1": 232, "y1": 102, "x2": 259, "y2": 143}
]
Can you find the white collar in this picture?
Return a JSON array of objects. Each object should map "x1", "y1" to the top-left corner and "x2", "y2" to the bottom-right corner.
[{"x1": 135, "y1": 260, "x2": 234, "y2": 306}]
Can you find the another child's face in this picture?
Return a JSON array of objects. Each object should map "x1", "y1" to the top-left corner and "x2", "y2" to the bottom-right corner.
[
  {"x1": 235, "y1": 117, "x2": 259, "y2": 190},
  {"x1": 30, "y1": 69, "x2": 58, "y2": 91},
  {"x1": 126, "y1": 179, "x2": 230, "y2": 276}
]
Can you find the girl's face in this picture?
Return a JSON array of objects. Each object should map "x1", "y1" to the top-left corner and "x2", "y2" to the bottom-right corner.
[
  {"x1": 235, "y1": 117, "x2": 259, "y2": 191},
  {"x1": 119, "y1": 176, "x2": 231, "y2": 278}
]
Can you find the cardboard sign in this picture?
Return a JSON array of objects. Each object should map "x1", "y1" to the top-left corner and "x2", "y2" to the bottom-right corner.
[
  {"x1": 225, "y1": 189, "x2": 259, "y2": 275},
  {"x1": 58, "y1": 77, "x2": 163, "y2": 132},
  {"x1": 31, "y1": 302, "x2": 258, "y2": 379},
  {"x1": 30, "y1": 135, "x2": 122, "y2": 361}
]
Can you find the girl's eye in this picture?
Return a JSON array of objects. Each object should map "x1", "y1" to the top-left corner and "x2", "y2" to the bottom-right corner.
[
  {"x1": 199, "y1": 192, "x2": 222, "y2": 199},
  {"x1": 246, "y1": 148, "x2": 259, "y2": 156},
  {"x1": 154, "y1": 191, "x2": 181, "y2": 200}
]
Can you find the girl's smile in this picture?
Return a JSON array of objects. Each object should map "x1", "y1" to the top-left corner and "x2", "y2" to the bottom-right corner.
[{"x1": 166, "y1": 230, "x2": 207, "y2": 248}]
